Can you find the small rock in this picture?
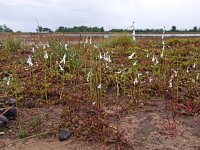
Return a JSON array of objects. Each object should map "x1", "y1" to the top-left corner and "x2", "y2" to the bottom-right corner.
[
  {"x1": 3, "y1": 107, "x2": 17, "y2": 120},
  {"x1": 0, "y1": 115, "x2": 8, "y2": 127},
  {"x1": 139, "y1": 102, "x2": 145, "y2": 108},
  {"x1": 0, "y1": 121, "x2": 4, "y2": 127},
  {"x1": 58, "y1": 129, "x2": 71, "y2": 141},
  {"x1": 6, "y1": 98, "x2": 17, "y2": 107},
  {"x1": 0, "y1": 108, "x2": 5, "y2": 113},
  {"x1": 25, "y1": 100, "x2": 35, "y2": 109}
]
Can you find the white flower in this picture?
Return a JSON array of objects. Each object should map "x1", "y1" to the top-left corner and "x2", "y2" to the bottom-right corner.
[
  {"x1": 137, "y1": 73, "x2": 142, "y2": 78},
  {"x1": 115, "y1": 71, "x2": 122, "y2": 74},
  {"x1": 132, "y1": 22, "x2": 136, "y2": 41},
  {"x1": 133, "y1": 60, "x2": 137, "y2": 66},
  {"x1": 146, "y1": 54, "x2": 149, "y2": 58},
  {"x1": 162, "y1": 45, "x2": 165, "y2": 51},
  {"x1": 87, "y1": 70, "x2": 92, "y2": 82},
  {"x1": 197, "y1": 73, "x2": 199, "y2": 80},
  {"x1": 59, "y1": 64, "x2": 64, "y2": 71},
  {"x1": 149, "y1": 77, "x2": 153, "y2": 83},
  {"x1": 155, "y1": 57, "x2": 159, "y2": 65},
  {"x1": 108, "y1": 55, "x2": 111, "y2": 63},
  {"x1": 162, "y1": 27, "x2": 165, "y2": 50},
  {"x1": 132, "y1": 35, "x2": 136, "y2": 41},
  {"x1": 36, "y1": 61, "x2": 38, "y2": 67},
  {"x1": 128, "y1": 52, "x2": 135, "y2": 59},
  {"x1": 94, "y1": 44, "x2": 98, "y2": 49},
  {"x1": 32, "y1": 47, "x2": 35, "y2": 53},
  {"x1": 168, "y1": 78, "x2": 173, "y2": 88},
  {"x1": 46, "y1": 43, "x2": 50, "y2": 48},
  {"x1": 193, "y1": 63, "x2": 196, "y2": 68},
  {"x1": 186, "y1": 67, "x2": 189, "y2": 73},
  {"x1": 44, "y1": 50, "x2": 48, "y2": 59},
  {"x1": 43, "y1": 45, "x2": 46, "y2": 50},
  {"x1": 152, "y1": 55, "x2": 155, "y2": 62},
  {"x1": 105, "y1": 62, "x2": 109, "y2": 68},
  {"x1": 60, "y1": 53, "x2": 66, "y2": 65},
  {"x1": 27, "y1": 55, "x2": 33, "y2": 66},
  {"x1": 99, "y1": 52, "x2": 103, "y2": 60},
  {"x1": 7, "y1": 76, "x2": 11, "y2": 86},
  {"x1": 85, "y1": 37, "x2": 88, "y2": 44},
  {"x1": 104, "y1": 52, "x2": 111, "y2": 63},
  {"x1": 97, "y1": 83, "x2": 102, "y2": 89},
  {"x1": 133, "y1": 77, "x2": 138, "y2": 85},
  {"x1": 172, "y1": 69, "x2": 178, "y2": 77},
  {"x1": 89, "y1": 36, "x2": 92, "y2": 44},
  {"x1": 65, "y1": 44, "x2": 68, "y2": 51},
  {"x1": 161, "y1": 51, "x2": 164, "y2": 57}
]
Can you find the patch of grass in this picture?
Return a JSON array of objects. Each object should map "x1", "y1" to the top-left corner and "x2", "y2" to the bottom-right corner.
[
  {"x1": 17, "y1": 127, "x2": 29, "y2": 139},
  {"x1": 0, "y1": 41, "x2": 4, "y2": 50},
  {"x1": 6, "y1": 36, "x2": 21, "y2": 52},
  {"x1": 99, "y1": 36, "x2": 134, "y2": 48}
]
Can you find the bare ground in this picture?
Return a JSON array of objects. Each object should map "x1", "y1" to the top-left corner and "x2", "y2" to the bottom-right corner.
[{"x1": 1, "y1": 98, "x2": 200, "y2": 150}]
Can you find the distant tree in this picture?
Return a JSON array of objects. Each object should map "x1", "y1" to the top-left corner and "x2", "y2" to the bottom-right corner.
[
  {"x1": 36, "y1": 26, "x2": 52, "y2": 33},
  {"x1": 100, "y1": 27, "x2": 104, "y2": 32},
  {"x1": 55, "y1": 26, "x2": 65, "y2": 32},
  {"x1": 171, "y1": 26, "x2": 177, "y2": 32},
  {"x1": 110, "y1": 29, "x2": 124, "y2": 32},
  {"x1": 193, "y1": 26, "x2": 198, "y2": 32},
  {"x1": 43, "y1": 27, "x2": 52, "y2": 33},
  {"x1": 36, "y1": 26, "x2": 43, "y2": 33},
  {"x1": 0, "y1": 24, "x2": 13, "y2": 32},
  {"x1": 0, "y1": 26, "x2": 2, "y2": 32}
]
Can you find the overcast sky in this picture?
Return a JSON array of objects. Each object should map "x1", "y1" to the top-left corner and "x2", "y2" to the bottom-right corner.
[{"x1": 0, "y1": 0, "x2": 199, "y2": 32}]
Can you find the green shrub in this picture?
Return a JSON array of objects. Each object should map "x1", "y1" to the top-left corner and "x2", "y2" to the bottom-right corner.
[{"x1": 6, "y1": 37, "x2": 21, "y2": 52}]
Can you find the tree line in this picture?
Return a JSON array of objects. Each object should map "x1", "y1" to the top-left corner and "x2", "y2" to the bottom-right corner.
[
  {"x1": 55, "y1": 26, "x2": 104, "y2": 32},
  {"x1": 1, "y1": 24, "x2": 200, "y2": 33},
  {"x1": 35, "y1": 25, "x2": 200, "y2": 33},
  {"x1": 110, "y1": 26, "x2": 200, "y2": 33}
]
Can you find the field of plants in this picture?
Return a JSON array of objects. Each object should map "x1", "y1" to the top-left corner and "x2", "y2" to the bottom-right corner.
[{"x1": 0, "y1": 33, "x2": 200, "y2": 150}]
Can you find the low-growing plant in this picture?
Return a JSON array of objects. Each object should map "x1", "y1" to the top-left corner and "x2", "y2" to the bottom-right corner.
[
  {"x1": 6, "y1": 36, "x2": 21, "y2": 52},
  {"x1": 99, "y1": 36, "x2": 134, "y2": 48},
  {"x1": 17, "y1": 126, "x2": 29, "y2": 139}
]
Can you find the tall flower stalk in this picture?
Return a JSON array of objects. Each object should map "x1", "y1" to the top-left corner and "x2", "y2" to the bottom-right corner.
[
  {"x1": 27, "y1": 55, "x2": 36, "y2": 93},
  {"x1": 132, "y1": 21, "x2": 136, "y2": 41},
  {"x1": 87, "y1": 70, "x2": 93, "y2": 98},
  {"x1": 44, "y1": 50, "x2": 48, "y2": 102},
  {"x1": 161, "y1": 26, "x2": 165, "y2": 58},
  {"x1": 59, "y1": 53, "x2": 66, "y2": 99}
]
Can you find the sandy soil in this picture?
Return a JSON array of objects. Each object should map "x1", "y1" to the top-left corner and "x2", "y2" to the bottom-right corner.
[
  {"x1": 2, "y1": 138, "x2": 106, "y2": 150},
  {"x1": 1, "y1": 99, "x2": 200, "y2": 150}
]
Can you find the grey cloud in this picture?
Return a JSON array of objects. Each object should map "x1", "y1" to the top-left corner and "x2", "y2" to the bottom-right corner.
[{"x1": 0, "y1": 0, "x2": 200, "y2": 31}]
